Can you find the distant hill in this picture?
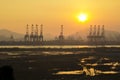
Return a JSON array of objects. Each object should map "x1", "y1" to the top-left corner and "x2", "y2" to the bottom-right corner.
[
  {"x1": 0, "y1": 29, "x2": 54, "y2": 41},
  {"x1": 105, "y1": 30, "x2": 120, "y2": 41},
  {"x1": 0, "y1": 29, "x2": 24, "y2": 41},
  {"x1": 67, "y1": 30, "x2": 120, "y2": 41},
  {"x1": 0, "y1": 29, "x2": 119, "y2": 41}
]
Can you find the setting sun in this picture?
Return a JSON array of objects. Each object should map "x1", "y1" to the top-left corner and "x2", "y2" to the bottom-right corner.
[{"x1": 78, "y1": 14, "x2": 87, "y2": 22}]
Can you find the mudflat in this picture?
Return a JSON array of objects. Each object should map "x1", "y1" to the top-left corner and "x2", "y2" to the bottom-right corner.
[{"x1": 0, "y1": 50, "x2": 120, "y2": 80}]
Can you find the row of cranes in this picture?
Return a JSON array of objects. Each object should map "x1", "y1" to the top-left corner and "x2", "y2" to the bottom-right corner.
[
  {"x1": 24, "y1": 24, "x2": 43, "y2": 42},
  {"x1": 2, "y1": 23, "x2": 120, "y2": 45},
  {"x1": 87, "y1": 25, "x2": 105, "y2": 44},
  {"x1": 24, "y1": 24, "x2": 64, "y2": 42},
  {"x1": 24, "y1": 24, "x2": 106, "y2": 45}
]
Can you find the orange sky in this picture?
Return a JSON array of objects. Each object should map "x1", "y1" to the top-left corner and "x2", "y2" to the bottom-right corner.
[{"x1": 0, "y1": 0, "x2": 120, "y2": 36}]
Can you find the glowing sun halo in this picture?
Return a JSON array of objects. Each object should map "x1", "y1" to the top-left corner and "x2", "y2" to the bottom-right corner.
[{"x1": 78, "y1": 14, "x2": 87, "y2": 22}]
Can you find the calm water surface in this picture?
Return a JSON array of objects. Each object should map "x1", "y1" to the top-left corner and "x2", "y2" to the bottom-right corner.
[{"x1": 0, "y1": 45, "x2": 120, "y2": 48}]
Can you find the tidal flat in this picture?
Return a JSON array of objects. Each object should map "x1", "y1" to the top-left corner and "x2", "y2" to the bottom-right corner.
[{"x1": 0, "y1": 49, "x2": 120, "y2": 80}]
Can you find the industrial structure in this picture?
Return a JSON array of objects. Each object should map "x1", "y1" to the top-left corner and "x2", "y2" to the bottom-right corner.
[
  {"x1": 24, "y1": 24, "x2": 29, "y2": 42},
  {"x1": 24, "y1": 24, "x2": 44, "y2": 43},
  {"x1": 1, "y1": 24, "x2": 120, "y2": 46},
  {"x1": 87, "y1": 25, "x2": 105, "y2": 45},
  {"x1": 58, "y1": 25, "x2": 64, "y2": 41},
  {"x1": 39, "y1": 24, "x2": 43, "y2": 42}
]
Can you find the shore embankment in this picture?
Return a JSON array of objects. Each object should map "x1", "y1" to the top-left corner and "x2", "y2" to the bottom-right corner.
[{"x1": 0, "y1": 46, "x2": 120, "y2": 53}]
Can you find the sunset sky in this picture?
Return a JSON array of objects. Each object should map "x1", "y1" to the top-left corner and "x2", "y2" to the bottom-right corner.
[{"x1": 0, "y1": 0, "x2": 120, "y2": 36}]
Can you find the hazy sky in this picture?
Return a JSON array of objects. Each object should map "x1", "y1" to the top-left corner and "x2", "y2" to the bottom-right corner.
[{"x1": 0, "y1": 0, "x2": 120, "y2": 36}]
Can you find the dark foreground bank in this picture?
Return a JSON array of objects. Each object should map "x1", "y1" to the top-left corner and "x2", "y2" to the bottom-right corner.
[{"x1": 0, "y1": 50, "x2": 120, "y2": 80}]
